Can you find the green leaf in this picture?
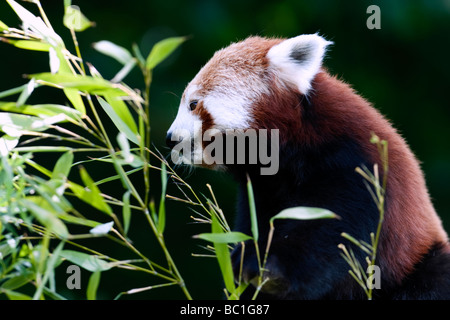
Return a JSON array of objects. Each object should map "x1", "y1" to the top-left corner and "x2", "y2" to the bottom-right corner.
[
  {"x1": 195, "y1": 232, "x2": 252, "y2": 244},
  {"x1": 132, "y1": 43, "x2": 145, "y2": 67},
  {"x1": 146, "y1": 36, "x2": 186, "y2": 70},
  {"x1": 246, "y1": 175, "x2": 258, "y2": 242},
  {"x1": 0, "y1": 273, "x2": 33, "y2": 291},
  {"x1": 211, "y1": 214, "x2": 235, "y2": 294},
  {"x1": 0, "y1": 112, "x2": 66, "y2": 137},
  {"x1": 58, "y1": 214, "x2": 100, "y2": 228},
  {"x1": 93, "y1": 40, "x2": 133, "y2": 65},
  {"x1": 63, "y1": 88, "x2": 86, "y2": 115},
  {"x1": 149, "y1": 200, "x2": 158, "y2": 226},
  {"x1": 63, "y1": 5, "x2": 93, "y2": 32},
  {"x1": 60, "y1": 250, "x2": 112, "y2": 272},
  {"x1": 111, "y1": 59, "x2": 137, "y2": 83},
  {"x1": 16, "y1": 79, "x2": 35, "y2": 107},
  {"x1": 68, "y1": 167, "x2": 113, "y2": 215},
  {"x1": 89, "y1": 221, "x2": 114, "y2": 235},
  {"x1": 270, "y1": 206, "x2": 338, "y2": 225},
  {"x1": 157, "y1": 162, "x2": 167, "y2": 234},
  {"x1": 31, "y1": 73, "x2": 126, "y2": 96},
  {"x1": 0, "y1": 135, "x2": 19, "y2": 156},
  {"x1": 6, "y1": 0, "x2": 63, "y2": 46},
  {"x1": 21, "y1": 199, "x2": 69, "y2": 239},
  {"x1": 33, "y1": 240, "x2": 65, "y2": 300},
  {"x1": 0, "y1": 84, "x2": 28, "y2": 99},
  {"x1": 54, "y1": 49, "x2": 87, "y2": 115},
  {"x1": 25, "y1": 195, "x2": 70, "y2": 229},
  {"x1": 49, "y1": 47, "x2": 59, "y2": 73},
  {"x1": 122, "y1": 191, "x2": 131, "y2": 235},
  {"x1": 0, "y1": 20, "x2": 9, "y2": 31},
  {"x1": 52, "y1": 151, "x2": 73, "y2": 180},
  {"x1": 97, "y1": 97, "x2": 139, "y2": 145},
  {"x1": 3, "y1": 39, "x2": 51, "y2": 52},
  {"x1": 41, "y1": 287, "x2": 67, "y2": 300},
  {"x1": 105, "y1": 94, "x2": 138, "y2": 135},
  {"x1": 0, "y1": 102, "x2": 82, "y2": 122},
  {"x1": 86, "y1": 271, "x2": 101, "y2": 300},
  {"x1": 117, "y1": 132, "x2": 133, "y2": 164},
  {"x1": 4, "y1": 290, "x2": 32, "y2": 300}
]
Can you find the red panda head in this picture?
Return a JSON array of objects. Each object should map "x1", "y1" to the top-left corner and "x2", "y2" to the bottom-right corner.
[{"x1": 166, "y1": 34, "x2": 332, "y2": 168}]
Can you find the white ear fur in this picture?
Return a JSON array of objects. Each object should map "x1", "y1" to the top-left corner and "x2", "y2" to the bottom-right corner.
[{"x1": 267, "y1": 34, "x2": 332, "y2": 94}]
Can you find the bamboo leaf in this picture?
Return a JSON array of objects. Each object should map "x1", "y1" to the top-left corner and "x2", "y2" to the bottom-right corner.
[
  {"x1": 0, "y1": 112, "x2": 66, "y2": 137},
  {"x1": 21, "y1": 199, "x2": 69, "y2": 239},
  {"x1": 52, "y1": 151, "x2": 73, "y2": 180},
  {"x1": 31, "y1": 73, "x2": 126, "y2": 96},
  {"x1": 33, "y1": 241, "x2": 65, "y2": 300},
  {"x1": 0, "y1": 273, "x2": 34, "y2": 291},
  {"x1": 146, "y1": 36, "x2": 186, "y2": 70},
  {"x1": 246, "y1": 175, "x2": 258, "y2": 242},
  {"x1": 64, "y1": 88, "x2": 86, "y2": 115},
  {"x1": 149, "y1": 200, "x2": 158, "y2": 225},
  {"x1": 68, "y1": 167, "x2": 113, "y2": 216},
  {"x1": 0, "y1": 135, "x2": 19, "y2": 156},
  {"x1": 117, "y1": 132, "x2": 134, "y2": 164},
  {"x1": 16, "y1": 79, "x2": 35, "y2": 107},
  {"x1": 49, "y1": 47, "x2": 60, "y2": 74},
  {"x1": 63, "y1": 5, "x2": 93, "y2": 32},
  {"x1": 132, "y1": 43, "x2": 145, "y2": 67},
  {"x1": 4, "y1": 290, "x2": 32, "y2": 300},
  {"x1": 111, "y1": 59, "x2": 136, "y2": 83},
  {"x1": 210, "y1": 214, "x2": 235, "y2": 293},
  {"x1": 195, "y1": 232, "x2": 252, "y2": 244},
  {"x1": 93, "y1": 40, "x2": 133, "y2": 65},
  {"x1": 6, "y1": 0, "x2": 63, "y2": 46},
  {"x1": 60, "y1": 250, "x2": 112, "y2": 272},
  {"x1": 0, "y1": 84, "x2": 28, "y2": 99},
  {"x1": 78, "y1": 167, "x2": 113, "y2": 215},
  {"x1": 122, "y1": 191, "x2": 131, "y2": 235},
  {"x1": 3, "y1": 39, "x2": 51, "y2": 52},
  {"x1": 89, "y1": 221, "x2": 114, "y2": 235},
  {"x1": 0, "y1": 102, "x2": 82, "y2": 122},
  {"x1": 86, "y1": 271, "x2": 101, "y2": 300},
  {"x1": 270, "y1": 206, "x2": 338, "y2": 225},
  {"x1": 97, "y1": 97, "x2": 139, "y2": 145},
  {"x1": 157, "y1": 162, "x2": 167, "y2": 234},
  {"x1": 58, "y1": 214, "x2": 100, "y2": 228},
  {"x1": 0, "y1": 20, "x2": 8, "y2": 31},
  {"x1": 55, "y1": 49, "x2": 87, "y2": 115},
  {"x1": 104, "y1": 94, "x2": 138, "y2": 135}
]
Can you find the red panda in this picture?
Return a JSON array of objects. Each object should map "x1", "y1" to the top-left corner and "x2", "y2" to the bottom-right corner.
[{"x1": 166, "y1": 34, "x2": 450, "y2": 299}]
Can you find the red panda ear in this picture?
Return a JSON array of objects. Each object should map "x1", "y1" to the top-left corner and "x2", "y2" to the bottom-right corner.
[{"x1": 267, "y1": 34, "x2": 332, "y2": 95}]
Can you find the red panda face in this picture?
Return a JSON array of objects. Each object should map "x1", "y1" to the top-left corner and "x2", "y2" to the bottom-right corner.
[{"x1": 167, "y1": 34, "x2": 332, "y2": 169}]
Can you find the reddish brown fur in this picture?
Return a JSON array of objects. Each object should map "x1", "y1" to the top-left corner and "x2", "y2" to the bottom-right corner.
[
  {"x1": 192, "y1": 100, "x2": 214, "y2": 132},
  {"x1": 192, "y1": 37, "x2": 283, "y2": 96},
  {"x1": 191, "y1": 100, "x2": 218, "y2": 169},
  {"x1": 187, "y1": 36, "x2": 448, "y2": 285},
  {"x1": 251, "y1": 68, "x2": 448, "y2": 283}
]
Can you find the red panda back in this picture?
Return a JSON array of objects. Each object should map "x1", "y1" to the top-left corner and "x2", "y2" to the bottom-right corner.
[
  {"x1": 247, "y1": 65, "x2": 448, "y2": 284},
  {"x1": 306, "y1": 71, "x2": 448, "y2": 283}
]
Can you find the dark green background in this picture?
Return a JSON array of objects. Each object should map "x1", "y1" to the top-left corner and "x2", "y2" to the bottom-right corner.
[{"x1": 0, "y1": 0, "x2": 449, "y2": 299}]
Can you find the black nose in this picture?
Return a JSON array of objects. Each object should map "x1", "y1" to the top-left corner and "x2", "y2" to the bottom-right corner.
[{"x1": 166, "y1": 132, "x2": 177, "y2": 149}]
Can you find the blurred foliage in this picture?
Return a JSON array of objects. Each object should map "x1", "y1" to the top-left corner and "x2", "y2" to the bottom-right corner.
[{"x1": 0, "y1": 0, "x2": 449, "y2": 299}]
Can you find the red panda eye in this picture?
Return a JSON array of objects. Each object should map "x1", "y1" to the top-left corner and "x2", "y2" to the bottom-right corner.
[{"x1": 189, "y1": 101, "x2": 198, "y2": 111}]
